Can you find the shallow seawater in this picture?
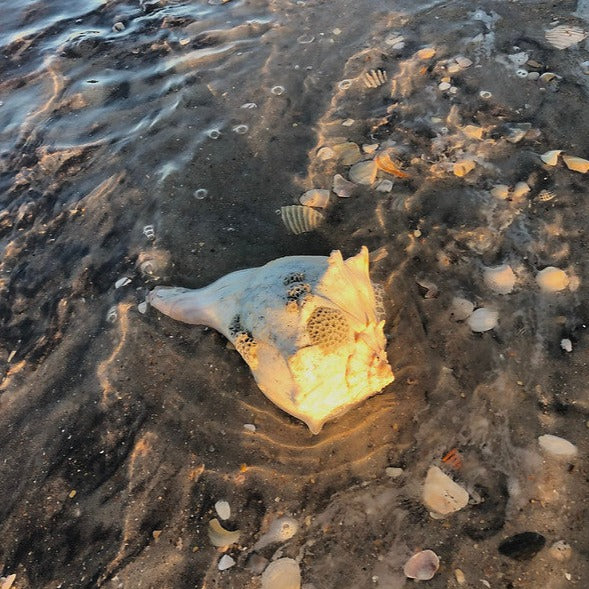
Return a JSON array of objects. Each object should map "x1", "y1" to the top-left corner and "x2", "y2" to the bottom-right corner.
[{"x1": 1, "y1": 0, "x2": 589, "y2": 587}]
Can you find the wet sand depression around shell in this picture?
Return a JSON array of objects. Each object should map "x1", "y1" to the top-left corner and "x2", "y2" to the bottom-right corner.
[{"x1": 1, "y1": 0, "x2": 589, "y2": 587}]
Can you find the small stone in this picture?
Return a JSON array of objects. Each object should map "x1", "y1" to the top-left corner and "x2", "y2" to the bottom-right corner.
[
  {"x1": 498, "y1": 532, "x2": 546, "y2": 561},
  {"x1": 536, "y1": 267, "x2": 569, "y2": 292},
  {"x1": 137, "y1": 301, "x2": 148, "y2": 314},
  {"x1": 560, "y1": 338, "x2": 573, "y2": 352},
  {"x1": 538, "y1": 434, "x2": 578, "y2": 458},
  {"x1": 422, "y1": 466, "x2": 469, "y2": 516},
  {"x1": 549, "y1": 540, "x2": 572, "y2": 561},
  {"x1": 218, "y1": 554, "x2": 236, "y2": 571},
  {"x1": 243, "y1": 423, "x2": 256, "y2": 432},
  {"x1": 527, "y1": 71, "x2": 540, "y2": 81},
  {"x1": 385, "y1": 467, "x2": 404, "y2": 478},
  {"x1": 115, "y1": 276, "x2": 132, "y2": 289},
  {"x1": 454, "y1": 569, "x2": 466, "y2": 585}
]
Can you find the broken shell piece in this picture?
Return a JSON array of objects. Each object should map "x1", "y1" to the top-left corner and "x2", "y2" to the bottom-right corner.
[
  {"x1": 483, "y1": 264, "x2": 516, "y2": 294},
  {"x1": 415, "y1": 277, "x2": 439, "y2": 299},
  {"x1": 363, "y1": 143, "x2": 379, "y2": 154},
  {"x1": 115, "y1": 277, "x2": 132, "y2": 289},
  {"x1": 545, "y1": 25, "x2": 587, "y2": 50},
  {"x1": 450, "y1": 297, "x2": 474, "y2": 321},
  {"x1": 218, "y1": 555, "x2": 236, "y2": 571},
  {"x1": 333, "y1": 173, "x2": 356, "y2": 198},
  {"x1": 137, "y1": 301, "x2": 148, "y2": 314},
  {"x1": 261, "y1": 558, "x2": 301, "y2": 589},
  {"x1": 456, "y1": 56, "x2": 473, "y2": 68},
  {"x1": 422, "y1": 466, "x2": 469, "y2": 516},
  {"x1": 349, "y1": 160, "x2": 377, "y2": 185},
  {"x1": 0, "y1": 575, "x2": 16, "y2": 589},
  {"x1": 490, "y1": 184, "x2": 510, "y2": 199},
  {"x1": 215, "y1": 500, "x2": 231, "y2": 521},
  {"x1": 362, "y1": 68, "x2": 387, "y2": 88},
  {"x1": 453, "y1": 160, "x2": 475, "y2": 177},
  {"x1": 374, "y1": 151, "x2": 410, "y2": 178},
  {"x1": 506, "y1": 123, "x2": 531, "y2": 143},
  {"x1": 540, "y1": 150, "x2": 562, "y2": 166},
  {"x1": 375, "y1": 179, "x2": 393, "y2": 193},
  {"x1": 281, "y1": 205, "x2": 324, "y2": 234},
  {"x1": 337, "y1": 79, "x2": 352, "y2": 90},
  {"x1": 512, "y1": 181, "x2": 530, "y2": 199},
  {"x1": 417, "y1": 47, "x2": 436, "y2": 60},
  {"x1": 549, "y1": 541, "x2": 572, "y2": 561},
  {"x1": 332, "y1": 142, "x2": 362, "y2": 165},
  {"x1": 561, "y1": 338, "x2": 573, "y2": 352},
  {"x1": 254, "y1": 517, "x2": 299, "y2": 550},
  {"x1": 538, "y1": 434, "x2": 578, "y2": 458},
  {"x1": 462, "y1": 124, "x2": 484, "y2": 140},
  {"x1": 208, "y1": 518, "x2": 240, "y2": 547},
  {"x1": 143, "y1": 224, "x2": 156, "y2": 240},
  {"x1": 479, "y1": 90, "x2": 492, "y2": 99},
  {"x1": 536, "y1": 266, "x2": 569, "y2": 292},
  {"x1": 342, "y1": 118, "x2": 355, "y2": 127},
  {"x1": 467, "y1": 308, "x2": 498, "y2": 332},
  {"x1": 300, "y1": 189, "x2": 330, "y2": 208},
  {"x1": 317, "y1": 146, "x2": 335, "y2": 161},
  {"x1": 438, "y1": 81, "x2": 451, "y2": 91},
  {"x1": 562, "y1": 154, "x2": 589, "y2": 173},
  {"x1": 539, "y1": 72, "x2": 558, "y2": 83},
  {"x1": 403, "y1": 550, "x2": 440, "y2": 581}
]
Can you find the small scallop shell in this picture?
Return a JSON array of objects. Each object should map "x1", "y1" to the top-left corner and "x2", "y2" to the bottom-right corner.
[
  {"x1": 467, "y1": 308, "x2": 498, "y2": 332},
  {"x1": 208, "y1": 518, "x2": 240, "y2": 547},
  {"x1": 349, "y1": 160, "x2": 378, "y2": 185},
  {"x1": 483, "y1": 264, "x2": 516, "y2": 294},
  {"x1": 281, "y1": 205, "x2": 324, "y2": 234},
  {"x1": 536, "y1": 266, "x2": 569, "y2": 292},
  {"x1": 403, "y1": 550, "x2": 440, "y2": 580},
  {"x1": 254, "y1": 516, "x2": 299, "y2": 550},
  {"x1": 361, "y1": 68, "x2": 387, "y2": 88},
  {"x1": 300, "y1": 189, "x2": 330, "y2": 208},
  {"x1": 540, "y1": 149, "x2": 562, "y2": 166},
  {"x1": 450, "y1": 297, "x2": 474, "y2": 321},
  {"x1": 562, "y1": 154, "x2": 589, "y2": 173},
  {"x1": 545, "y1": 25, "x2": 587, "y2": 50},
  {"x1": 261, "y1": 558, "x2": 301, "y2": 589}
]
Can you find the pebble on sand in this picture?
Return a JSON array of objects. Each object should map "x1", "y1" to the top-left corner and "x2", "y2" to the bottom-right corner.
[
  {"x1": 422, "y1": 466, "x2": 469, "y2": 516},
  {"x1": 538, "y1": 434, "x2": 578, "y2": 458}
]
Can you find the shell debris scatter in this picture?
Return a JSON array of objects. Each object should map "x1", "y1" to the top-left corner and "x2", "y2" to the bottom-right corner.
[
  {"x1": 280, "y1": 205, "x2": 324, "y2": 234},
  {"x1": 261, "y1": 558, "x2": 301, "y2": 589},
  {"x1": 148, "y1": 247, "x2": 394, "y2": 433},
  {"x1": 254, "y1": 516, "x2": 299, "y2": 550},
  {"x1": 361, "y1": 68, "x2": 387, "y2": 88}
]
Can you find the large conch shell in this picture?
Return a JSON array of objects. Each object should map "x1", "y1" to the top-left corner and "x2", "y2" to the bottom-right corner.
[{"x1": 147, "y1": 247, "x2": 394, "y2": 434}]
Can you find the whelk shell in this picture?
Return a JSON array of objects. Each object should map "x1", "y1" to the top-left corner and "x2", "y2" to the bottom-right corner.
[
  {"x1": 362, "y1": 68, "x2": 387, "y2": 88},
  {"x1": 208, "y1": 518, "x2": 240, "y2": 547},
  {"x1": 374, "y1": 151, "x2": 410, "y2": 178},
  {"x1": 545, "y1": 25, "x2": 587, "y2": 50},
  {"x1": 281, "y1": 205, "x2": 324, "y2": 234},
  {"x1": 562, "y1": 154, "x2": 589, "y2": 173}
]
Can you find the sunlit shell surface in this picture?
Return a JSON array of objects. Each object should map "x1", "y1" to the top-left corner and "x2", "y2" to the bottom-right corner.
[
  {"x1": 536, "y1": 266, "x2": 569, "y2": 292},
  {"x1": 261, "y1": 558, "x2": 301, "y2": 589},
  {"x1": 403, "y1": 550, "x2": 440, "y2": 580},
  {"x1": 540, "y1": 150, "x2": 562, "y2": 166},
  {"x1": 148, "y1": 247, "x2": 394, "y2": 434},
  {"x1": 562, "y1": 154, "x2": 589, "y2": 173},
  {"x1": 280, "y1": 205, "x2": 324, "y2": 234},
  {"x1": 545, "y1": 25, "x2": 587, "y2": 49},
  {"x1": 467, "y1": 308, "x2": 498, "y2": 332},
  {"x1": 483, "y1": 264, "x2": 516, "y2": 294}
]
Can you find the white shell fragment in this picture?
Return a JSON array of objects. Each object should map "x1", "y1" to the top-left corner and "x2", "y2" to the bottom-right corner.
[
  {"x1": 148, "y1": 248, "x2": 394, "y2": 434},
  {"x1": 349, "y1": 160, "x2": 378, "y2": 185},
  {"x1": 362, "y1": 68, "x2": 387, "y2": 88},
  {"x1": 137, "y1": 301, "x2": 148, "y2": 314},
  {"x1": 538, "y1": 434, "x2": 578, "y2": 458},
  {"x1": 261, "y1": 558, "x2": 301, "y2": 589},
  {"x1": 403, "y1": 550, "x2": 440, "y2": 580},
  {"x1": 562, "y1": 154, "x2": 589, "y2": 173},
  {"x1": 375, "y1": 179, "x2": 394, "y2": 192},
  {"x1": 300, "y1": 189, "x2": 330, "y2": 208},
  {"x1": 560, "y1": 338, "x2": 573, "y2": 352},
  {"x1": 467, "y1": 308, "x2": 498, "y2": 332},
  {"x1": 332, "y1": 173, "x2": 356, "y2": 198},
  {"x1": 450, "y1": 297, "x2": 474, "y2": 321},
  {"x1": 422, "y1": 466, "x2": 469, "y2": 516},
  {"x1": 218, "y1": 555, "x2": 236, "y2": 571},
  {"x1": 545, "y1": 25, "x2": 587, "y2": 50},
  {"x1": 208, "y1": 518, "x2": 240, "y2": 547},
  {"x1": 254, "y1": 517, "x2": 299, "y2": 550},
  {"x1": 483, "y1": 264, "x2": 516, "y2": 294},
  {"x1": 280, "y1": 205, "x2": 324, "y2": 234},
  {"x1": 115, "y1": 277, "x2": 132, "y2": 289},
  {"x1": 540, "y1": 150, "x2": 562, "y2": 166},
  {"x1": 215, "y1": 500, "x2": 231, "y2": 521},
  {"x1": 536, "y1": 267, "x2": 569, "y2": 292}
]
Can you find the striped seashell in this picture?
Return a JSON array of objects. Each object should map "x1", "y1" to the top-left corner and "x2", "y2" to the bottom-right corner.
[
  {"x1": 545, "y1": 25, "x2": 587, "y2": 50},
  {"x1": 281, "y1": 205, "x2": 324, "y2": 234},
  {"x1": 362, "y1": 68, "x2": 387, "y2": 88}
]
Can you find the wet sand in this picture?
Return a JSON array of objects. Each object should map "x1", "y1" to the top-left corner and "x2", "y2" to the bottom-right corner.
[{"x1": 0, "y1": 0, "x2": 588, "y2": 587}]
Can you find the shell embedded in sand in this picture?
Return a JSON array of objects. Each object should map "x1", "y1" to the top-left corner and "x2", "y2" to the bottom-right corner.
[
  {"x1": 281, "y1": 205, "x2": 324, "y2": 234},
  {"x1": 538, "y1": 434, "x2": 578, "y2": 458},
  {"x1": 208, "y1": 518, "x2": 240, "y2": 547},
  {"x1": 148, "y1": 247, "x2": 394, "y2": 434},
  {"x1": 536, "y1": 266, "x2": 569, "y2": 292},
  {"x1": 218, "y1": 555, "x2": 236, "y2": 571},
  {"x1": 215, "y1": 500, "x2": 231, "y2": 520},
  {"x1": 362, "y1": 68, "x2": 387, "y2": 88},
  {"x1": 483, "y1": 264, "x2": 516, "y2": 294},
  {"x1": 562, "y1": 154, "x2": 589, "y2": 173},
  {"x1": 422, "y1": 466, "x2": 469, "y2": 516},
  {"x1": 540, "y1": 150, "x2": 562, "y2": 166},
  {"x1": 403, "y1": 550, "x2": 440, "y2": 580},
  {"x1": 545, "y1": 25, "x2": 587, "y2": 49},
  {"x1": 467, "y1": 308, "x2": 498, "y2": 332},
  {"x1": 299, "y1": 189, "x2": 330, "y2": 208},
  {"x1": 261, "y1": 558, "x2": 301, "y2": 589},
  {"x1": 349, "y1": 160, "x2": 378, "y2": 185},
  {"x1": 254, "y1": 516, "x2": 299, "y2": 550},
  {"x1": 332, "y1": 173, "x2": 356, "y2": 198}
]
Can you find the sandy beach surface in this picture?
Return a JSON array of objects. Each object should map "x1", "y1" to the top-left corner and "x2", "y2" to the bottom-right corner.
[{"x1": 0, "y1": 0, "x2": 588, "y2": 587}]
